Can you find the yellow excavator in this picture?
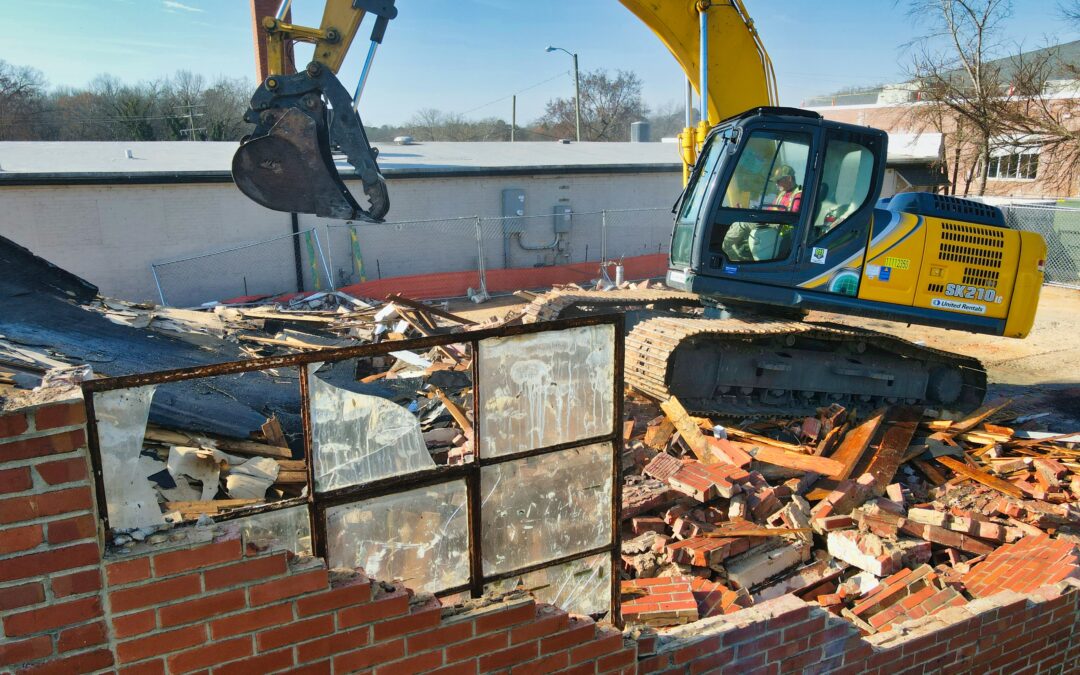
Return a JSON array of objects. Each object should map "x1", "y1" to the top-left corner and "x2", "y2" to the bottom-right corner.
[{"x1": 232, "y1": 1, "x2": 1047, "y2": 416}]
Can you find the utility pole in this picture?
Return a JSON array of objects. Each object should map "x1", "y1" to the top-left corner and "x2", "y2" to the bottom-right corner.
[
  {"x1": 511, "y1": 95, "x2": 516, "y2": 142},
  {"x1": 572, "y1": 52, "x2": 581, "y2": 142},
  {"x1": 174, "y1": 104, "x2": 205, "y2": 141}
]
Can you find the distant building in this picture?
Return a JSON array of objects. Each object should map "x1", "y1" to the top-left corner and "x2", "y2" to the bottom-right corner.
[{"x1": 805, "y1": 40, "x2": 1080, "y2": 200}]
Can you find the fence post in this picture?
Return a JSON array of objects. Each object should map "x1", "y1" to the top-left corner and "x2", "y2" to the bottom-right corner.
[
  {"x1": 601, "y1": 210, "x2": 608, "y2": 263},
  {"x1": 474, "y1": 216, "x2": 488, "y2": 296}
]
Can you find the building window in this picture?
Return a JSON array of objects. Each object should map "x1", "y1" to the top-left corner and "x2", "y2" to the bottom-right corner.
[{"x1": 987, "y1": 149, "x2": 1039, "y2": 180}]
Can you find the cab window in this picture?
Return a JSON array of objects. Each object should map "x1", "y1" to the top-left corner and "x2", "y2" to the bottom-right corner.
[
  {"x1": 721, "y1": 131, "x2": 811, "y2": 211},
  {"x1": 810, "y1": 138, "x2": 875, "y2": 243}
]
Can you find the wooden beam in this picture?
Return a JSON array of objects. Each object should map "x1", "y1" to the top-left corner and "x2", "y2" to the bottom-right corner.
[
  {"x1": 862, "y1": 406, "x2": 922, "y2": 496},
  {"x1": 949, "y1": 398, "x2": 1012, "y2": 434},
  {"x1": 385, "y1": 294, "x2": 477, "y2": 326},
  {"x1": 744, "y1": 443, "x2": 844, "y2": 476},
  {"x1": 935, "y1": 455, "x2": 1023, "y2": 498},
  {"x1": 660, "y1": 396, "x2": 724, "y2": 465},
  {"x1": 144, "y1": 426, "x2": 292, "y2": 459}
]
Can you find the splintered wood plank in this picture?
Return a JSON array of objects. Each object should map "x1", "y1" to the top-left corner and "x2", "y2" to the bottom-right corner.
[
  {"x1": 644, "y1": 418, "x2": 676, "y2": 450},
  {"x1": 745, "y1": 443, "x2": 844, "y2": 476},
  {"x1": 935, "y1": 455, "x2": 1023, "y2": 498},
  {"x1": 261, "y1": 416, "x2": 289, "y2": 449},
  {"x1": 823, "y1": 409, "x2": 885, "y2": 480},
  {"x1": 862, "y1": 406, "x2": 922, "y2": 496},
  {"x1": 813, "y1": 422, "x2": 847, "y2": 457},
  {"x1": 725, "y1": 428, "x2": 805, "y2": 452},
  {"x1": 660, "y1": 396, "x2": 722, "y2": 464},
  {"x1": 912, "y1": 459, "x2": 949, "y2": 485},
  {"x1": 385, "y1": 293, "x2": 478, "y2": 326},
  {"x1": 701, "y1": 526, "x2": 812, "y2": 538},
  {"x1": 432, "y1": 386, "x2": 473, "y2": 436},
  {"x1": 949, "y1": 398, "x2": 1012, "y2": 434}
]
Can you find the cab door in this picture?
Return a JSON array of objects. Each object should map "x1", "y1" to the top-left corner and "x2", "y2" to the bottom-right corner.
[
  {"x1": 699, "y1": 124, "x2": 820, "y2": 287},
  {"x1": 791, "y1": 128, "x2": 885, "y2": 296}
]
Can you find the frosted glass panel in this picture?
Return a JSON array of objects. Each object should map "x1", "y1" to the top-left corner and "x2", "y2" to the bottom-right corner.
[
  {"x1": 94, "y1": 385, "x2": 164, "y2": 530},
  {"x1": 238, "y1": 504, "x2": 312, "y2": 557},
  {"x1": 481, "y1": 442, "x2": 612, "y2": 575},
  {"x1": 325, "y1": 480, "x2": 468, "y2": 593},
  {"x1": 485, "y1": 553, "x2": 611, "y2": 618},
  {"x1": 478, "y1": 324, "x2": 615, "y2": 456},
  {"x1": 309, "y1": 363, "x2": 435, "y2": 491}
]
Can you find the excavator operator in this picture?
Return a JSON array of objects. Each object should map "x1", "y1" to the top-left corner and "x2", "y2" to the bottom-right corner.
[{"x1": 769, "y1": 165, "x2": 802, "y2": 212}]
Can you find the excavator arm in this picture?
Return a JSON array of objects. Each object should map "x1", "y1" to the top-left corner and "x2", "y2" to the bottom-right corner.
[
  {"x1": 233, "y1": 0, "x2": 775, "y2": 221},
  {"x1": 232, "y1": 0, "x2": 396, "y2": 222}
]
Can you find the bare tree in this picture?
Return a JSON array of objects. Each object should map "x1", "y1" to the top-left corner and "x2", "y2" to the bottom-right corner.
[
  {"x1": 538, "y1": 69, "x2": 648, "y2": 141},
  {"x1": 401, "y1": 108, "x2": 511, "y2": 142},
  {"x1": 904, "y1": 0, "x2": 1014, "y2": 195},
  {"x1": 0, "y1": 60, "x2": 48, "y2": 140}
]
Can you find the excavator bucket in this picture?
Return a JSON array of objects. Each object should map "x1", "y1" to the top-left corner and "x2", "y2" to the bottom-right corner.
[{"x1": 232, "y1": 65, "x2": 389, "y2": 222}]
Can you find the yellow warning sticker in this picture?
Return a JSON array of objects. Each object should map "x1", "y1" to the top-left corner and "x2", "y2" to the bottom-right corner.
[{"x1": 883, "y1": 256, "x2": 911, "y2": 270}]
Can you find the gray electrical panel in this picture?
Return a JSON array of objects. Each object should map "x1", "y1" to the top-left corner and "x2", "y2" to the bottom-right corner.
[
  {"x1": 501, "y1": 188, "x2": 526, "y2": 235},
  {"x1": 553, "y1": 205, "x2": 573, "y2": 234}
]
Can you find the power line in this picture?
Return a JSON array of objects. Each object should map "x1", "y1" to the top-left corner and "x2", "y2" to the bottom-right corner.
[{"x1": 457, "y1": 69, "x2": 571, "y2": 117}]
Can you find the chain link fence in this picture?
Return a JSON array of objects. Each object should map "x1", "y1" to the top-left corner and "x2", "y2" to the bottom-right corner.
[
  {"x1": 1000, "y1": 203, "x2": 1080, "y2": 288},
  {"x1": 151, "y1": 229, "x2": 333, "y2": 307}
]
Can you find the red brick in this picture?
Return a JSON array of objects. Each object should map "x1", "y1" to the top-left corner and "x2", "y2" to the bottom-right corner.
[
  {"x1": 475, "y1": 601, "x2": 538, "y2": 634},
  {"x1": 34, "y1": 402, "x2": 86, "y2": 430},
  {"x1": 35, "y1": 457, "x2": 88, "y2": 486},
  {"x1": 248, "y1": 567, "x2": 328, "y2": 606},
  {"x1": 373, "y1": 604, "x2": 442, "y2": 641},
  {"x1": 113, "y1": 609, "x2": 157, "y2": 638},
  {"x1": 339, "y1": 590, "x2": 409, "y2": 627},
  {"x1": 203, "y1": 551, "x2": 288, "y2": 590},
  {"x1": 296, "y1": 625, "x2": 370, "y2": 663},
  {"x1": 509, "y1": 608, "x2": 569, "y2": 644},
  {"x1": 569, "y1": 632, "x2": 623, "y2": 664},
  {"x1": 511, "y1": 651, "x2": 569, "y2": 675},
  {"x1": 153, "y1": 537, "x2": 243, "y2": 577},
  {"x1": 117, "y1": 625, "x2": 207, "y2": 664},
  {"x1": 540, "y1": 618, "x2": 596, "y2": 654},
  {"x1": 597, "y1": 648, "x2": 637, "y2": 673},
  {"x1": 15, "y1": 647, "x2": 114, "y2": 675},
  {"x1": 0, "y1": 466, "x2": 32, "y2": 494},
  {"x1": 427, "y1": 661, "x2": 478, "y2": 675},
  {"x1": 0, "y1": 523, "x2": 43, "y2": 554},
  {"x1": 46, "y1": 513, "x2": 96, "y2": 544},
  {"x1": 58, "y1": 620, "x2": 108, "y2": 652},
  {"x1": 0, "y1": 411, "x2": 30, "y2": 437},
  {"x1": 0, "y1": 486, "x2": 92, "y2": 525},
  {"x1": 258, "y1": 614, "x2": 334, "y2": 651},
  {"x1": 107, "y1": 556, "x2": 152, "y2": 586},
  {"x1": 333, "y1": 639, "x2": 405, "y2": 672},
  {"x1": 407, "y1": 621, "x2": 474, "y2": 653},
  {"x1": 0, "y1": 581, "x2": 45, "y2": 611},
  {"x1": 296, "y1": 577, "x2": 371, "y2": 616},
  {"x1": 2, "y1": 596, "x2": 101, "y2": 637},
  {"x1": 210, "y1": 601, "x2": 293, "y2": 639},
  {"x1": 110, "y1": 573, "x2": 201, "y2": 612},
  {"x1": 477, "y1": 642, "x2": 538, "y2": 672},
  {"x1": 160, "y1": 589, "x2": 246, "y2": 628},
  {"x1": 118, "y1": 660, "x2": 166, "y2": 675},
  {"x1": 0, "y1": 635, "x2": 52, "y2": 668},
  {"x1": 285, "y1": 661, "x2": 333, "y2": 675},
  {"x1": 0, "y1": 428, "x2": 85, "y2": 461},
  {"x1": 213, "y1": 648, "x2": 294, "y2": 675},
  {"x1": 167, "y1": 636, "x2": 252, "y2": 674},
  {"x1": 374, "y1": 650, "x2": 443, "y2": 675},
  {"x1": 446, "y1": 631, "x2": 510, "y2": 662},
  {"x1": 51, "y1": 568, "x2": 102, "y2": 598}
]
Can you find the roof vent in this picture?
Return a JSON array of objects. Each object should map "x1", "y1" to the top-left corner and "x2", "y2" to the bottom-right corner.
[
  {"x1": 125, "y1": 149, "x2": 133, "y2": 159},
  {"x1": 393, "y1": 135, "x2": 413, "y2": 145},
  {"x1": 559, "y1": 138, "x2": 572, "y2": 144}
]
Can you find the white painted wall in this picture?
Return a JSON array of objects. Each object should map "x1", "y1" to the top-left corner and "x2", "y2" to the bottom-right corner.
[{"x1": 0, "y1": 171, "x2": 681, "y2": 305}]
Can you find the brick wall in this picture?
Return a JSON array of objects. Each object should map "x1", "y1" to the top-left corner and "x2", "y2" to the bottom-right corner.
[{"x1": 2, "y1": 391, "x2": 1079, "y2": 674}]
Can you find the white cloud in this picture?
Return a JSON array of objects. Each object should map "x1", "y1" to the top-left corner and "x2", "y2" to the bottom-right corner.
[{"x1": 162, "y1": 1, "x2": 203, "y2": 12}]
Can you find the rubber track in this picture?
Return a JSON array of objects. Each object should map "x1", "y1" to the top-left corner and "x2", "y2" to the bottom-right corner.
[{"x1": 523, "y1": 290, "x2": 987, "y2": 416}]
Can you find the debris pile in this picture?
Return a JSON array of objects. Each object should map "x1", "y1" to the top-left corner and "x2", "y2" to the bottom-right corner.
[{"x1": 618, "y1": 392, "x2": 1080, "y2": 636}]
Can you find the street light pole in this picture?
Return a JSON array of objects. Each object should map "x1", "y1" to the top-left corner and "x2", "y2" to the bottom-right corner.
[{"x1": 546, "y1": 45, "x2": 581, "y2": 142}]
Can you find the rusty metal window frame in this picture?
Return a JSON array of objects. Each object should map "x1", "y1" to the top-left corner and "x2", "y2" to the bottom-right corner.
[{"x1": 81, "y1": 314, "x2": 623, "y2": 622}]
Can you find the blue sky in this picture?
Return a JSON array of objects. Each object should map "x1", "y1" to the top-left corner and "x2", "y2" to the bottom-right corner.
[{"x1": 1, "y1": 0, "x2": 1075, "y2": 127}]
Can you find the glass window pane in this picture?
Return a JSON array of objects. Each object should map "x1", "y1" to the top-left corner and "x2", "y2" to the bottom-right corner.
[
  {"x1": 308, "y1": 362, "x2": 436, "y2": 492},
  {"x1": 811, "y1": 138, "x2": 876, "y2": 242},
  {"x1": 325, "y1": 480, "x2": 469, "y2": 594},
  {"x1": 478, "y1": 325, "x2": 614, "y2": 456},
  {"x1": 238, "y1": 504, "x2": 312, "y2": 557},
  {"x1": 719, "y1": 220, "x2": 794, "y2": 262},
  {"x1": 484, "y1": 553, "x2": 611, "y2": 618},
  {"x1": 481, "y1": 442, "x2": 613, "y2": 575},
  {"x1": 722, "y1": 131, "x2": 811, "y2": 211},
  {"x1": 94, "y1": 385, "x2": 165, "y2": 531},
  {"x1": 678, "y1": 135, "x2": 725, "y2": 224}
]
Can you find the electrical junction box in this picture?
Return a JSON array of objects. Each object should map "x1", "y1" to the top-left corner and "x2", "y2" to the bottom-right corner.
[
  {"x1": 501, "y1": 189, "x2": 526, "y2": 234},
  {"x1": 553, "y1": 205, "x2": 573, "y2": 233}
]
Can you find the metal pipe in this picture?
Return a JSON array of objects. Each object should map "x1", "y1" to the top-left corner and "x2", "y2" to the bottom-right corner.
[
  {"x1": 699, "y1": 3, "x2": 709, "y2": 125},
  {"x1": 352, "y1": 41, "x2": 380, "y2": 110},
  {"x1": 685, "y1": 77, "x2": 693, "y2": 127},
  {"x1": 291, "y1": 213, "x2": 304, "y2": 293},
  {"x1": 275, "y1": 0, "x2": 292, "y2": 20}
]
